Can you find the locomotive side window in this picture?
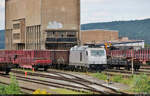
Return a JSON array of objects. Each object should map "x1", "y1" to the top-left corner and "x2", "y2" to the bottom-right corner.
[
  {"x1": 91, "y1": 50, "x2": 105, "y2": 56},
  {"x1": 86, "y1": 51, "x2": 88, "y2": 56},
  {"x1": 80, "y1": 52, "x2": 82, "y2": 61}
]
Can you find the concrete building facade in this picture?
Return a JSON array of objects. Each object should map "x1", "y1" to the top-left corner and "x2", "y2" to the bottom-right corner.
[
  {"x1": 81, "y1": 29, "x2": 119, "y2": 44},
  {"x1": 5, "y1": 0, "x2": 80, "y2": 50}
]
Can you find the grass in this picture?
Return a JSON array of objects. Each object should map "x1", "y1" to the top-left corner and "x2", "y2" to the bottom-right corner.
[
  {"x1": 111, "y1": 75, "x2": 123, "y2": 83},
  {"x1": 0, "y1": 74, "x2": 22, "y2": 94},
  {"x1": 90, "y1": 72, "x2": 150, "y2": 94},
  {"x1": 91, "y1": 72, "x2": 107, "y2": 81}
]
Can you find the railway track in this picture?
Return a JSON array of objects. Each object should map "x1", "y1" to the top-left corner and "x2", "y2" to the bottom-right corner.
[
  {"x1": 46, "y1": 70, "x2": 128, "y2": 94},
  {"x1": 99, "y1": 64, "x2": 150, "y2": 77},
  {"x1": 103, "y1": 68, "x2": 150, "y2": 78},
  {"x1": 10, "y1": 69, "x2": 126, "y2": 94},
  {"x1": 1, "y1": 74, "x2": 91, "y2": 94},
  {"x1": 0, "y1": 76, "x2": 35, "y2": 94},
  {"x1": 47, "y1": 70, "x2": 94, "y2": 84},
  {"x1": 140, "y1": 65, "x2": 150, "y2": 70}
]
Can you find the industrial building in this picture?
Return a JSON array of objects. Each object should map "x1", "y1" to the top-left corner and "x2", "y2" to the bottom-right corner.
[
  {"x1": 94, "y1": 40, "x2": 145, "y2": 50},
  {"x1": 81, "y1": 30, "x2": 144, "y2": 49},
  {"x1": 81, "y1": 29, "x2": 119, "y2": 44},
  {"x1": 85, "y1": 36, "x2": 145, "y2": 50},
  {"x1": 111, "y1": 37, "x2": 145, "y2": 49},
  {"x1": 5, "y1": 0, "x2": 80, "y2": 50}
]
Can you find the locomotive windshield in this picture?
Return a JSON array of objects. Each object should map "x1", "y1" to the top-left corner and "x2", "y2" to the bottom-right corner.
[{"x1": 90, "y1": 50, "x2": 105, "y2": 56}]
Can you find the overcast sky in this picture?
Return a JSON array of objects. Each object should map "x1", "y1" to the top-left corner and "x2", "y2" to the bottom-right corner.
[
  {"x1": 0, "y1": 0, "x2": 150, "y2": 29},
  {"x1": 0, "y1": 0, "x2": 4, "y2": 30}
]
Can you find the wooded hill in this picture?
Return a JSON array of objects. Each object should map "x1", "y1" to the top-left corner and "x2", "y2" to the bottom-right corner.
[{"x1": 81, "y1": 18, "x2": 150, "y2": 44}]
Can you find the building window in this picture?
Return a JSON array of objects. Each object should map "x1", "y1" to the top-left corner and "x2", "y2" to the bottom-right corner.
[
  {"x1": 13, "y1": 33, "x2": 20, "y2": 40},
  {"x1": 57, "y1": 32, "x2": 66, "y2": 38},
  {"x1": 67, "y1": 32, "x2": 76, "y2": 38},
  {"x1": 13, "y1": 23, "x2": 20, "y2": 29},
  {"x1": 47, "y1": 32, "x2": 55, "y2": 38}
]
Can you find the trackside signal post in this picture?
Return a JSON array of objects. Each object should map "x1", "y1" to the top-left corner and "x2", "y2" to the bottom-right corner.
[{"x1": 131, "y1": 49, "x2": 134, "y2": 74}]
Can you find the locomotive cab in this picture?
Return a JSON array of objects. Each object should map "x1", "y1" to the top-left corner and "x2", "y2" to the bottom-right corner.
[
  {"x1": 69, "y1": 46, "x2": 107, "y2": 71},
  {"x1": 88, "y1": 48, "x2": 107, "y2": 65}
]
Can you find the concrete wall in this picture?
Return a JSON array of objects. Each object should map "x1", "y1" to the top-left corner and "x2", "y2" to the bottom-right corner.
[
  {"x1": 5, "y1": 0, "x2": 41, "y2": 27},
  {"x1": 5, "y1": 0, "x2": 26, "y2": 29},
  {"x1": 81, "y1": 30, "x2": 119, "y2": 44},
  {"x1": 5, "y1": 0, "x2": 80, "y2": 50},
  {"x1": 5, "y1": 0, "x2": 41, "y2": 50},
  {"x1": 41, "y1": 0, "x2": 80, "y2": 49},
  {"x1": 5, "y1": 29, "x2": 12, "y2": 49},
  {"x1": 41, "y1": 0, "x2": 80, "y2": 30}
]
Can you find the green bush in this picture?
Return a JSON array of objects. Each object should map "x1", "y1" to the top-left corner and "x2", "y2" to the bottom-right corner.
[
  {"x1": 0, "y1": 74, "x2": 21, "y2": 94},
  {"x1": 0, "y1": 85, "x2": 5, "y2": 94},
  {"x1": 131, "y1": 74, "x2": 150, "y2": 94}
]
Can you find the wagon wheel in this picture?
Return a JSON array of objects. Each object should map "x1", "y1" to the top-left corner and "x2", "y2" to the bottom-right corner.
[
  {"x1": 33, "y1": 66, "x2": 38, "y2": 71},
  {"x1": 44, "y1": 65, "x2": 48, "y2": 71},
  {"x1": 5, "y1": 68, "x2": 10, "y2": 75}
]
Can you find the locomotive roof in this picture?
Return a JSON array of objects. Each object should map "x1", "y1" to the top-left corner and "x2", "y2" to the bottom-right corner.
[
  {"x1": 70, "y1": 46, "x2": 88, "y2": 51},
  {"x1": 70, "y1": 46, "x2": 105, "y2": 51}
]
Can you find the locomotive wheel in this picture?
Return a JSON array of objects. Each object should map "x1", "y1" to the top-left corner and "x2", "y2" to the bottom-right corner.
[
  {"x1": 81, "y1": 66, "x2": 86, "y2": 72},
  {"x1": 69, "y1": 66, "x2": 73, "y2": 71},
  {"x1": 77, "y1": 66, "x2": 82, "y2": 72},
  {"x1": 70, "y1": 66, "x2": 75, "y2": 71},
  {"x1": 83, "y1": 67, "x2": 88, "y2": 72}
]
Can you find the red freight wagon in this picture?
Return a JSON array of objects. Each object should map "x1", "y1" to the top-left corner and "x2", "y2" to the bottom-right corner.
[
  {"x1": 50, "y1": 50, "x2": 70, "y2": 68},
  {"x1": 107, "y1": 48, "x2": 150, "y2": 64},
  {"x1": 0, "y1": 50, "x2": 15, "y2": 74},
  {"x1": 13, "y1": 50, "x2": 52, "y2": 71}
]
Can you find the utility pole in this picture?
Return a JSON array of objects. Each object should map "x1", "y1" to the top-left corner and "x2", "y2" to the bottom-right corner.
[{"x1": 131, "y1": 49, "x2": 134, "y2": 74}]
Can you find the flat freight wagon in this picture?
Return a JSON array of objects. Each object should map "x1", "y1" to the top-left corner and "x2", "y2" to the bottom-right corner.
[{"x1": 13, "y1": 50, "x2": 52, "y2": 71}]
